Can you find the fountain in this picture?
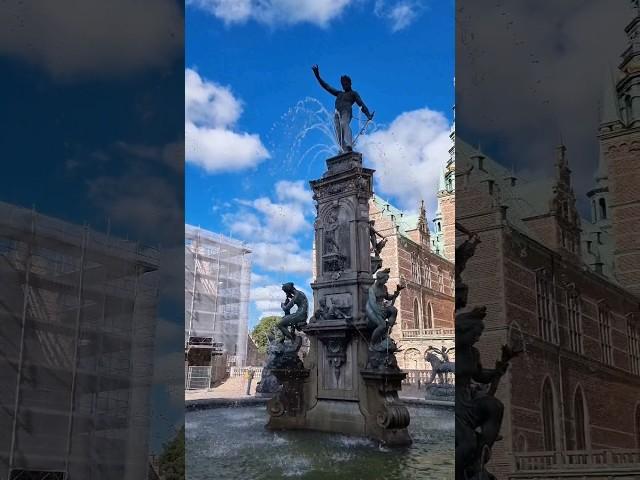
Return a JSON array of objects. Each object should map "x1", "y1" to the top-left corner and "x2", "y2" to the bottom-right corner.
[
  {"x1": 261, "y1": 65, "x2": 414, "y2": 446},
  {"x1": 185, "y1": 67, "x2": 454, "y2": 478}
]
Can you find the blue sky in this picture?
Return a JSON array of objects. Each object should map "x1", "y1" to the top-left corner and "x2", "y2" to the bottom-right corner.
[{"x1": 186, "y1": 0, "x2": 454, "y2": 329}]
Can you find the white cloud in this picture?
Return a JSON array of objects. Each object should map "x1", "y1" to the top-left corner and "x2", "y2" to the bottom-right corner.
[
  {"x1": 359, "y1": 107, "x2": 451, "y2": 212},
  {"x1": 374, "y1": 0, "x2": 424, "y2": 32},
  {"x1": 250, "y1": 284, "x2": 285, "y2": 316},
  {"x1": 251, "y1": 272, "x2": 271, "y2": 286},
  {"x1": 241, "y1": 197, "x2": 310, "y2": 237},
  {"x1": 225, "y1": 181, "x2": 313, "y2": 242},
  {"x1": 249, "y1": 241, "x2": 313, "y2": 275},
  {"x1": 186, "y1": 69, "x2": 242, "y2": 128},
  {"x1": 188, "y1": 0, "x2": 354, "y2": 27},
  {"x1": 275, "y1": 180, "x2": 314, "y2": 206},
  {"x1": 223, "y1": 180, "x2": 314, "y2": 278},
  {"x1": 0, "y1": 0, "x2": 182, "y2": 79},
  {"x1": 185, "y1": 69, "x2": 270, "y2": 173}
]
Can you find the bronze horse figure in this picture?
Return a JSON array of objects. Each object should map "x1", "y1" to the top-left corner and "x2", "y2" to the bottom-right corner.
[{"x1": 425, "y1": 351, "x2": 455, "y2": 384}]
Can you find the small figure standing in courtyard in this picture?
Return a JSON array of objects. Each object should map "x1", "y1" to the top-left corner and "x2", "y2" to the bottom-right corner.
[
  {"x1": 312, "y1": 64, "x2": 374, "y2": 152},
  {"x1": 277, "y1": 282, "x2": 309, "y2": 341}
]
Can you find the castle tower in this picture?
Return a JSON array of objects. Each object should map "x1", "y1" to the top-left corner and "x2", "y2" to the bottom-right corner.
[
  {"x1": 407, "y1": 200, "x2": 430, "y2": 248},
  {"x1": 599, "y1": 2, "x2": 640, "y2": 294},
  {"x1": 587, "y1": 145, "x2": 611, "y2": 230},
  {"x1": 437, "y1": 155, "x2": 456, "y2": 262},
  {"x1": 552, "y1": 144, "x2": 582, "y2": 260}
]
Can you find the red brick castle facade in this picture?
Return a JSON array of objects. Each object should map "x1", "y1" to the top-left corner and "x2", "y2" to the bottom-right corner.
[{"x1": 457, "y1": 9, "x2": 640, "y2": 477}]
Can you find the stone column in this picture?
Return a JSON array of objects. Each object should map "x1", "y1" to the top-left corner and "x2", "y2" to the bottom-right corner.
[{"x1": 295, "y1": 151, "x2": 411, "y2": 445}]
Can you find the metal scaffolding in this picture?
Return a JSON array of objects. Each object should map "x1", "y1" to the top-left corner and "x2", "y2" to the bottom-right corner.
[
  {"x1": 0, "y1": 201, "x2": 159, "y2": 480},
  {"x1": 185, "y1": 225, "x2": 251, "y2": 369}
]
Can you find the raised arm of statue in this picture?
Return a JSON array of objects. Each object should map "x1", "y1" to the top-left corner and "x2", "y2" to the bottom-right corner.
[
  {"x1": 312, "y1": 65, "x2": 340, "y2": 96},
  {"x1": 471, "y1": 349, "x2": 503, "y2": 384},
  {"x1": 385, "y1": 284, "x2": 404, "y2": 302},
  {"x1": 354, "y1": 92, "x2": 374, "y2": 120}
]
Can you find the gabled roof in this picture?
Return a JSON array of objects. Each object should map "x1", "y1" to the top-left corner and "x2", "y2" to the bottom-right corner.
[
  {"x1": 371, "y1": 194, "x2": 419, "y2": 236},
  {"x1": 370, "y1": 194, "x2": 447, "y2": 259}
]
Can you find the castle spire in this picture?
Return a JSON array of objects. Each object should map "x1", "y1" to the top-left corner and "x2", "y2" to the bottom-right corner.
[
  {"x1": 556, "y1": 143, "x2": 569, "y2": 172},
  {"x1": 439, "y1": 166, "x2": 447, "y2": 192},
  {"x1": 418, "y1": 199, "x2": 427, "y2": 227}
]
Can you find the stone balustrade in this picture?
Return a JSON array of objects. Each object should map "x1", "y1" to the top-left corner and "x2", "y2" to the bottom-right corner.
[
  {"x1": 229, "y1": 366, "x2": 263, "y2": 380},
  {"x1": 401, "y1": 328, "x2": 455, "y2": 339},
  {"x1": 514, "y1": 449, "x2": 640, "y2": 474}
]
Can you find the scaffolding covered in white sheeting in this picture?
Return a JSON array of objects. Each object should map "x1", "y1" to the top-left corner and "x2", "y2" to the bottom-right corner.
[
  {"x1": 0, "y1": 201, "x2": 159, "y2": 480},
  {"x1": 185, "y1": 225, "x2": 251, "y2": 368}
]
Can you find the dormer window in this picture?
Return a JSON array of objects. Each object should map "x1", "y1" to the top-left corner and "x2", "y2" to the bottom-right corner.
[{"x1": 599, "y1": 198, "x2": 607, "y2": 220}]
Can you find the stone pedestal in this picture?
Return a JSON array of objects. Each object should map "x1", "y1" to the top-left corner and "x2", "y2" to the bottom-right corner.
[
  {"x1": 360, "y1": 370, "x2": 411, "y2": 446},
  {"x1": 266, "y1": 368, "x2": 310, "y2": 430},
  {"x1": 264, "y1": 151, "x2": 411, "y2": 445},
  {"x1": 425, "y1": 383, "x2": 456, "y2": 402}
]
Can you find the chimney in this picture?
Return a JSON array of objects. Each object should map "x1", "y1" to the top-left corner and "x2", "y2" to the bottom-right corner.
[{"x1": 471, "y1": 153, "x2": 485, "y2": 171}]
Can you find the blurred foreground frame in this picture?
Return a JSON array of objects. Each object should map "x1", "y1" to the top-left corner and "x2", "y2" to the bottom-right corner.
[
  {"x1": 0, "y1": 204, "x2": 159, "y2": 479},
  {"x1": 456, "y1": 0, "x2": 640, "y2": 479},
  {"x1": 0, "y1": 0, "x2": 185, "y2": 478}
]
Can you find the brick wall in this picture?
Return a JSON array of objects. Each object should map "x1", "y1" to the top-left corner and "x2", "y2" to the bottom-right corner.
[
  {"x1": 457, "y1": 148, "x2": 640, "y2": 479},
  {"x1": 439, "y1": 191, "x2": 456, "y2": 262},
  {"x1": 602, "y1": 134, "x2": 640, "y2": 297}
]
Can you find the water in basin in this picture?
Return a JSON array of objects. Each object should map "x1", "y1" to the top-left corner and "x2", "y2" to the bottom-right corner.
[{"x1": 186, "y1": 405, "x2": 454, "y2": 479}]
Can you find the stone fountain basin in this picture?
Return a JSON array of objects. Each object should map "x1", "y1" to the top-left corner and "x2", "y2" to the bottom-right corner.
[{"x1": 186, "y1": 403, "x2": 454, "y2": 479}]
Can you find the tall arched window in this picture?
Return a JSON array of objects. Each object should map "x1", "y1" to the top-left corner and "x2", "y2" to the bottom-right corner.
[
  {"x1": 425, "y1": 302, "x2": 434, "y2": 329},
  {"x1": 574, "y1": 386, "x2": 587, "y2": 450},
  {"x1": 542, "y1": 379, "x2": 556, "y2": 451},
  {"x1": 404, "y1": 348, "x2": 422, "y2": 370},
  {"x1": 413, "y1": 298, "x2": 421, "y2": 331}
]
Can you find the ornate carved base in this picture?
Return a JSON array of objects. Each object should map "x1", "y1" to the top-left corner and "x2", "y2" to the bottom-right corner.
[
  {"x1": 366, "y1": 336, "x2": 401, "y2": 371},
  {"x1": 360, "y1": 369, "x2": 412, "y2": 446},
  {"x1": 255, "y1": 369, "x2": 281, "y2": 395},
  {"x1": 266, "y1": 368, "x2": 310, "y2": 430}
]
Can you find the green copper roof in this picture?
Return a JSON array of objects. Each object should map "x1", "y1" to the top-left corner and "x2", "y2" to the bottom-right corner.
[{"x1": 370, "y1": 194, "x2": 447, "y2": 259}]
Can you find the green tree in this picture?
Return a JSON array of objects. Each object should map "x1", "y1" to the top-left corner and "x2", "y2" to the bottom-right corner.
[
  {"x1": 251, "y1": 316, "x2": 280, "y2": 353},
  {"x1": 159, "y1": 425, "x2": 184, "y2": 480}
]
